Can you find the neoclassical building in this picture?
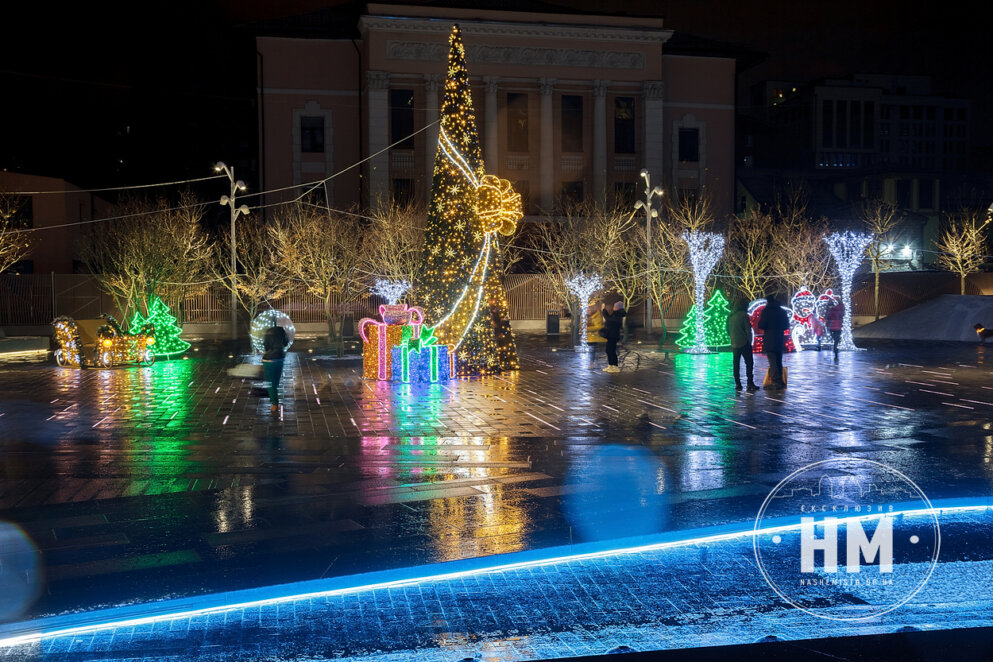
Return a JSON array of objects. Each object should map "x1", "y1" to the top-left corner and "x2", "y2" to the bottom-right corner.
[{"x1": 256, "y1": 3, "x2": 736, "y2": 216}]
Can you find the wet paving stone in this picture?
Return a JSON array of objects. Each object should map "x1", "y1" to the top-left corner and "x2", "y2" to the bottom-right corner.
[{"x1": 0, "y1": 336, "x2": 992, "y2": 632}]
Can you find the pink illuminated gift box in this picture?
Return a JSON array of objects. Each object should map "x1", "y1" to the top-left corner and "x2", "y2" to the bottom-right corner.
[{"x1": 358, "y1": 304, "x2": 424, "y2": 380}]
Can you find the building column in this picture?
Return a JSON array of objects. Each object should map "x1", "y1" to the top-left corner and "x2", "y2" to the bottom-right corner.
[
  {"x1": 539, "y1": 78, "x2": 556, "y2": 211},
  {"x1": 593, "y1": 80, "x2": 608, "y2": 205},
  {"x1": 643, "y1": 81, "x2": 665, "y2": 185},
  {"x1": 483, "y1": 76, "x2": 500, "y2": 172},
  {"x1": 367, "y1": 71, "x2": 390, "y2": 209},
  {"x1": 424, "y1": 74, "x2": 441, "y2": 189}
]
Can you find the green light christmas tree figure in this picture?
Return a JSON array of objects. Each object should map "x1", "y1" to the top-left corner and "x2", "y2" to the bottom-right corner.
[
  {"x1": 130, "y1": 296, "x2": 189, "y2": 357},
  {"x1": 675, "y1": 303, "x2": 707, "y2": 349},
  {"x1": 676, "y1": 290, "x2": 732, "y2": 349},
  {"x1": 417, "y1": 24, "x2": 519, "y2": 376},
  {"x1": 704, "y1": 290, "x2": 732, "y2": 347}
]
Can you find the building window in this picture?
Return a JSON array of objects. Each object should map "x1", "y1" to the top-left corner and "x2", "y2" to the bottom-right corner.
[
  {"x1": 896, "y1": 179, "x2": 911, "y2": 209},
  {"x1": 918, "y1": 179, "x2": 934, "y2": 209},
  {"x1": 301, "y1": 116, "x2": 324, "y2": 153},
  {"x1": 561, "y1": 95, "x2": 583, "y2": 153},
  {"x1": 390, "y1": 89, "x2": 414, "y2": 149},
  {"x1": 561, "y1": 181, "x2": 584, "y2": 207},
  {"x1": 391, "y1": 178, "x2": 414, "y2": 206},
  {"x1": 822, "y1": 100, "x2": 833, "y2": 148},
  {"x1": 678, "y1": 128, "x2": 699, "y2": 162},
  {"x1": 507, "y1": 93, "x2": 529, "y2": 152},
  {"x1": 614, "y1": 97, "x2": 635, "y2": 153},
  {"x1": 514, "y1": 180, "x2": 530, "y2": 214}
]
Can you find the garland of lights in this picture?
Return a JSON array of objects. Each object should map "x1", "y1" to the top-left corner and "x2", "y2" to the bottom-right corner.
[
  {"x1": 129, "y1": 297, "x2": 188, "y2": 357},
  {"x1": 824, "y1": 231, "x2": 873, "y2": 351},
  {"x1": 371, "y1": 279, "x2": 411, "y2": 306},
  {"x1": 681, "y1": 231, "x2": 726, "y2": 353},
  {"x1": 565, "y1": 273, "x2": 603, "y2": 352},
  {"x1": 250, "y1": 309, "x2": 296, "y2": 355},
  {"x1": 416, "y1": 24, "x2": 522, "y2": 377}
]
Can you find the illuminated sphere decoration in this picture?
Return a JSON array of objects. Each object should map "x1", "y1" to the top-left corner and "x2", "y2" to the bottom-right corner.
[{"x1": 250, "y1": 310, "x2": 295, "y2": 354}]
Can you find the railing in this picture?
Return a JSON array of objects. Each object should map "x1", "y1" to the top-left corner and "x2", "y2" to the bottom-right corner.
[{"x1": 2, "y1": 271, "x2": 992, "y2": 328}]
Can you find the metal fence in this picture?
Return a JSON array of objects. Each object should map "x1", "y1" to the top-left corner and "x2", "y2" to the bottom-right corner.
[{"x1": 2, "y1": 271, "x2": 991, "y2": 328}]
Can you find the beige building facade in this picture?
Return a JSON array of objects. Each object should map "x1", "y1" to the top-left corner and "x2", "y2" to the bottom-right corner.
[{"x1": 257, "y1": 4, "x2": 735, "y2": 217}]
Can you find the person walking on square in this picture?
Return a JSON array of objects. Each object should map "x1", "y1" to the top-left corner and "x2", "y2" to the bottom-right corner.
[
  {"x1": 728, "y1": 298, "x2": 759, "y2": 392},
  {"x1": 758, "y1": 293, "x2": 789, "y2": 389},
  {"x1": 601, "y1": 301, "x2": 626, "y2": 373},
  {"x1": 262, "y1": 320, "x2": 289, "y2": 414},
  {"x1": 825, "y1": 298, "x2": 845, "y2": 358}
]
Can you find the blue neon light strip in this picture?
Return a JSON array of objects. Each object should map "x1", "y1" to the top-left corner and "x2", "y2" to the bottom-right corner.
[{"x1": 0, "y1": 497, "x2": 989, "y2": 648}]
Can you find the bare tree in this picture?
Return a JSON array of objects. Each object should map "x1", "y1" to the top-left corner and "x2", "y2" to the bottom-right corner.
[
  {"x1": 272, "y1": 203, "x2": 369, "y2": 355},
  {"x1": 79, "y1": 192, "x2": 213, "y2": 324},
  {"x1": 726, "y1": 207, "x2": 775, "y2": 301},
  {"x1": 216, "y1": 216, "x2": 287, "y2": 322},
  {"x1": 936, "y1": 207, "x2": 991, "y2": 295},
  {"x1": 858, "y1": 198, "x2": 902, "y2": 320},
  {"x1": 529, "y1": 199, "x2": 634, "y2": 346},
  {"x1": 365, "y1": 200, "x2": 424, "y2": 302},
  {"x1": 766, "y1": 185, "x2": 833, "y2": 296},
  {"x1": 0, "y1": 193, "x2": 32, "y2": 275}
]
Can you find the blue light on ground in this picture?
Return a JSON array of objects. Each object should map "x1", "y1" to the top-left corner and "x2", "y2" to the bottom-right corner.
[{"x1": 1, "y1": 500, "x2": 991, "y2": 660}]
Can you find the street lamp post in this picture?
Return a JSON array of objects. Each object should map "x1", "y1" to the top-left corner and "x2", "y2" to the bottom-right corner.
[
  {"x1": 634, "y1": 169, "x2": 663, "y2": 336},
  {"x1": 215, "y1": 161, "x2": 250, "y2": 341}
]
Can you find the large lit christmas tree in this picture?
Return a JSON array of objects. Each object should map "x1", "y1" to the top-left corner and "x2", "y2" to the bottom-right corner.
[{"x1": 419, "y1": 25, "x2": 520, "y2": 376}]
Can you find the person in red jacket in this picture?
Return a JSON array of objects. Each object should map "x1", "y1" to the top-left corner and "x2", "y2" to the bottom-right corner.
[{"x1": 824, "y1": 299, "x2": 844, "y2": 358}]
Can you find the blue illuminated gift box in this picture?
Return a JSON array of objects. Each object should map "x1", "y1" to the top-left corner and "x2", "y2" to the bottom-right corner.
[{"x1": 390, "y1": 325, "x2": 453, "y2": 383}]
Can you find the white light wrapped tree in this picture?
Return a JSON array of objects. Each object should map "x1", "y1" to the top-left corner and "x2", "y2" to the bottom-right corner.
[
  {"x1": 371, "y1": 279, "x2": 411, "y2": 306},
  {"x1": 681, "y1": 231, "x2": 725, "y2": 353},
  {"x1": 824, "y1": 231, "x2": 873, "y2": 351},
  {"x1": 565, "y1": 273, "x2": 603, "y2": 352}
]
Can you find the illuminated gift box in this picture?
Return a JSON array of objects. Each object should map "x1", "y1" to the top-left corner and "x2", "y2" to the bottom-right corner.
[
  {"x1": 358, "y1": 304, "x2": 424, "y2": 381},
  {"x1": 390, "y1": 325, "x2": 453, "y2": 383}
]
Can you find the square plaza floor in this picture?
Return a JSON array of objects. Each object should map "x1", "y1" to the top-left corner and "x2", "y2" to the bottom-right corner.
[{"x1": 1, "y1": 335, "x2": 992, "y2": 659}]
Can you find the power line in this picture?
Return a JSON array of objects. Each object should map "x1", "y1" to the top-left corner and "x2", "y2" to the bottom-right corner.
[{"x1": 4, "y1": 174, "x2": 226, "y2": 196}]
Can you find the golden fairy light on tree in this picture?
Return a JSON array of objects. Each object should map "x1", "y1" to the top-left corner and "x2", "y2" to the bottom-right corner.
[{"x1": 418, "y1": 24, "x2": 521, "y2": 376}]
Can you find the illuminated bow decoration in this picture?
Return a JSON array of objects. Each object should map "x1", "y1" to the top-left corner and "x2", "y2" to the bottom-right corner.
[
  {"x1": 401, "y1": 324, "x2": 438, "y2": 353},
  {"x1": 438, "y1": 127, "x2": 522, "y2": 237}
]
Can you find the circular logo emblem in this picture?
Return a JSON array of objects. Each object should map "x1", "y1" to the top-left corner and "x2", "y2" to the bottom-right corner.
[{"x1": 753, "y1": 458, "x2": 940, "y2": 621}]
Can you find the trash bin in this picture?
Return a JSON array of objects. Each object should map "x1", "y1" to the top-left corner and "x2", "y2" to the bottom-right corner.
[
  {"x1": 546, "y1": 309, "x2": 560, "y2": 335},
  {"x1": 341, "y1": 312, "x2": 355, "y2": 339}
]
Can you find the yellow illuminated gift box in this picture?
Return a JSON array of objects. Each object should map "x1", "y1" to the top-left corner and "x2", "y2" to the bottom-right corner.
[{"x1": 358, "y1": 304, "x2": 425, "y2": 381}]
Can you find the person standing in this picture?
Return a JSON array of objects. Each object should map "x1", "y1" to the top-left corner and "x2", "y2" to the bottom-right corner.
[
  {"x1": 758, "y1": 293, "x2": 789, "y2": 389},
  {"x1": 727, "y1": 298, "x2": 759, "y2": 391},
  {"x1": 825, "y1": 299, "x2": 845, "y2": 358},
  {"x1": 263, "y1": 321, "x2": 290, "y2": 414},
  {"x1": 601, "y1": 301, "x2": 626, "y2": 373}
]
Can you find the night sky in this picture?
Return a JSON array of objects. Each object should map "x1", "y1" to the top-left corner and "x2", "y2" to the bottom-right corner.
[{"x1": 2, "y1": 0, "x2": 991, "y2": 194}]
